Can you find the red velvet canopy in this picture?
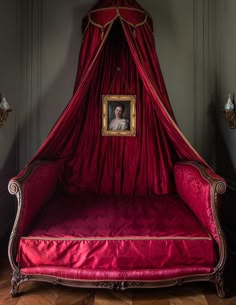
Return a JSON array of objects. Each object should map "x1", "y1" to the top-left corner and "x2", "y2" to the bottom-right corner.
[{"x1": 29, "y1": 0, "x2": 210, "y2": 195}]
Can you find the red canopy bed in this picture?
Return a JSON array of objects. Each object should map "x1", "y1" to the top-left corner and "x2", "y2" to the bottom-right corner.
[{"x1": 8, "y1": 0, "x2": 226, "y2": 297}]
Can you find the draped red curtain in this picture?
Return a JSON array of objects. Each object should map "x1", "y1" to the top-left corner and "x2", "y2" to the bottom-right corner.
[
  {"x1": 63, "y1": 21, "x2": 177, "y2": 195},
  {"x1": 120, "y1": 20, "x2": 208, "y2": 166},
  {"x1": 27, "y1": 2, "x2": 210, "y2": 196}
]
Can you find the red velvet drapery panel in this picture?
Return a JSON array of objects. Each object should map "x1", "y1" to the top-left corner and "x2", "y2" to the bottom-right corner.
[
  {"x1": 27, "y1": 2, "x2": 209, "y2": 195},
  {"x1": 63, "y1": 21, "x2": 177, "y2": 195},
  {"x1": 120, "y1": 21, "x2": 208, "y2": 166}
]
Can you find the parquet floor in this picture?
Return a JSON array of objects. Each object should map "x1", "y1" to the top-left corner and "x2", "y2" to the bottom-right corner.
[{"x1": 1, "y1": 253, "x2": 236, "y2": 305}]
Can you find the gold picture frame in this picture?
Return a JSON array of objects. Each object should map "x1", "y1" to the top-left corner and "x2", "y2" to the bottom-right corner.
[{"x1": 102, "y1": 95, "x2": 136, "y2": 136}]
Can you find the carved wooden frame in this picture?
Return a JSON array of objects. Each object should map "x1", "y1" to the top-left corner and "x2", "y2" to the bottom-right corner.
[{"x1": 8, "y1": 161, "x2": 227, "y2": 298}]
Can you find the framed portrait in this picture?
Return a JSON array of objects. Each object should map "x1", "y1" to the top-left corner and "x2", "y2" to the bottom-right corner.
[{"x1": 102, "y1": 95, "x2": 136, "y2": 136}]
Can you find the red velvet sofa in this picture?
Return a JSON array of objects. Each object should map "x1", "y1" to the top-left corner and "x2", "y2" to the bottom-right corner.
[
  {"x1": 7, "y1": 0, "x2": 227, "y2": 298},
  {"x1": 8, "y1": 160, "x2": 226, "y2": 297}
]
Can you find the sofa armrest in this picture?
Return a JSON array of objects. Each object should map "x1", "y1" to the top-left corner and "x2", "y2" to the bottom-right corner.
[
  {"x1": 8, "y1": 160, "x2": 62, "y2": 237},
  {"x1": 174, "y1": 161, "x2": 226, "y2": 244}
]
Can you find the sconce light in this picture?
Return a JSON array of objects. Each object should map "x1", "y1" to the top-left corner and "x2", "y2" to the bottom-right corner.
[
  {"x1": 224, "y1": 94, "x2": 236, "y2": 128},
  {"x1": 0, "y1": 93, "x2": 13, "y2": 128}
]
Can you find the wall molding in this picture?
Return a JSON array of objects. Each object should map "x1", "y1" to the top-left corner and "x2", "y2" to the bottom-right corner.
[
  {"x1": 193, "y1": 0, "x2": 218, "y2": 166},
  {"x1": 18, "y1": 0, "x2": 42, "y2": 168},
  {"x1": 193, "y1": 0, "x2": 209, "y2": 162},
  {"x1": 193, "y1": 0, "x2": 203, "y2": 152}
]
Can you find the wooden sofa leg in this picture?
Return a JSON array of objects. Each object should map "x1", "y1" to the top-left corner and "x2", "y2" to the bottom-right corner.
[
  {"x1": 11, "y1": 270, "x2": 22, "y2": 297},
  {"x1": 11, "y1": 273, "x2": 20, "y2": 297},
  {"x1": 11, "y1": 270, "x2": 30, "y2": 297},
  {"x1": 215, "y1": 271, "x2": 225, "y2": 298}
]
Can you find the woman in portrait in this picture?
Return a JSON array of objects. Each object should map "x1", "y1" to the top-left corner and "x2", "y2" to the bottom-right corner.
[{"x1": 108, "y1": 103, "x2": 129, "y2": 130}]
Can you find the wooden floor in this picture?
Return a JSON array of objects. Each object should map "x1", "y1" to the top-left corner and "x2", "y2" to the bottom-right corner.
[{"x1": 1, "y1": 253, "x2": 236, "y2": 305}]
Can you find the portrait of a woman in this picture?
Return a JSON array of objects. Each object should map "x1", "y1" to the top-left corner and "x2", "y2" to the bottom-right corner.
[{"x1": 108, "y1": 103, "x2": 130, "y2": 131}]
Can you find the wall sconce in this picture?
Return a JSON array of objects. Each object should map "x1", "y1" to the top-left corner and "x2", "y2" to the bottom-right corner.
[
  {"x1": 0, "y1": 93, "x2": 13, "y2": 128},
  {"x1": 224, "y1": 94, "x2": 236, "y2": 128}
]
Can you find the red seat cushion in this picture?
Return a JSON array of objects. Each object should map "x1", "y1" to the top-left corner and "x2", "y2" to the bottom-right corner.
[{"x1": 17, "y1": 193, "x2": 216, "y2": 279}]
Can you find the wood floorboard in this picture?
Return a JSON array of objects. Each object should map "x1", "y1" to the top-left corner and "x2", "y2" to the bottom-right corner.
[
  {"x1": 168, "y1": 286, "x2": 208, "y2": 305},
  {"x1": 94, "y1": 290, "x2": 133, "y2": 305},
  {"x1": 54, "y1": 287, "x2": 95, "y2": 305},
  {"x1": 132, "y1": 289, "x2": 170, "y2": 305},
  {"x1": 1, "y1": 257, "x2": 236, "y2": 305}
]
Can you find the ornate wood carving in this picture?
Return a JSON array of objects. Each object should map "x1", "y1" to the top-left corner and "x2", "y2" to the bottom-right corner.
[
  {"x1": 11, "y1": 270, "x2": 31, "y2": 297},
  {"x1": 92, "y1": 281, "x2": 144, "y2": 290},
  {"x1": 213, "y1": 270, "x2": 225, "y2": 298}
]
